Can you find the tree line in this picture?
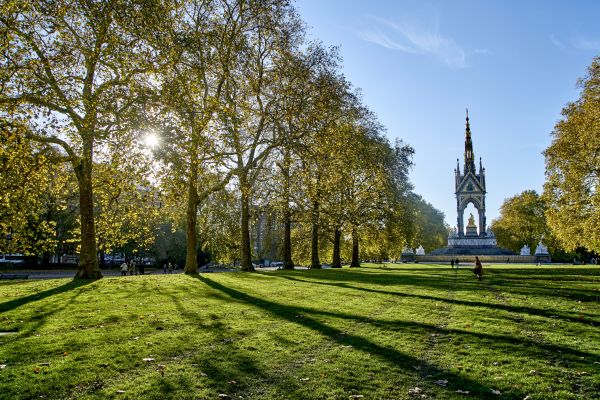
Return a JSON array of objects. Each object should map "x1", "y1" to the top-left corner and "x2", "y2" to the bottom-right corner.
[{"x1": 0, "y1": 0, "x2": 447, "y2": 278}]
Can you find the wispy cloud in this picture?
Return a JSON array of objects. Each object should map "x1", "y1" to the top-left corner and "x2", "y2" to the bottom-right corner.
[
  {"x1": 358, "y1": 16, "x2": 468, "y2": 68},
  {"x1": 549, "y1": 34, "x2": 565, "y2": 49},
  {"x1": 474, "y1": 48, "x2": 493, "y2": 55},
  {"x1": 572, "y1": 36, "x2": 600, "y2": 51}
]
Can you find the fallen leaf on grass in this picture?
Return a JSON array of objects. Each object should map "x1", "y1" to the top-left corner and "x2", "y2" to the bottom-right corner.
[
  {"x1": 492, "y1": 361, "x2": 500, "y2": 366},
  {"x1": 218, "y1": 394, "x2": 229, "y2": 399},
  {"x1": 143, "y1": 358, "x2": 155, "y2": 362},
  {"x1": 434, "y1": 380, "x2": 448, "y2": 387},
  {"x1": 491, "y1": 389, "x2": 502, "y2": 395},
  {"x1": 349, "y1": 395, "x2": 364, "y2": 399},
  {"x1": 523, "y1": 396, "x2": 532, "y2": 400},
  {"x1": 157, "y1": 364, "x2": 165, "y2": 376},
  {"x1": 408, "y1": 387, "x2": 422, "y2": 395},
  {"x1": 200, "y1": 372, "x2": 208, "y2": 377},
  {"x1": 63, "y1": 352, "x2": 68, "y2": 357},
  {"x1": 116, "y1": 390, "x2": 125, "y2": 394},
  {"x1": 228, "y1": 380, "x2": 237, "y2": 385},
  {"x1": 577, "y1": 371, "x2": 589, "y2": 376},
  {"x1": 0, "y1": 364, "x2": 6, "y2": 369},
  {"x1": 33, "y1": 367, "x2": 40, "y2": 374},
  {"x1": 529, "y1": 370, "x2": 539, "y2": 375},
  {"x1": 456, "y1": 390, "x2": 469, "y2": 394},
  {"x1": 300, "y1": 377, "x2": 310, "y2": 382}
]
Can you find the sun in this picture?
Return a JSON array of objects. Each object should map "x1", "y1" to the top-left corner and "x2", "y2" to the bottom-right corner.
[{"x1": 144, "y1": 133, "x2": 160, "y2": 148}]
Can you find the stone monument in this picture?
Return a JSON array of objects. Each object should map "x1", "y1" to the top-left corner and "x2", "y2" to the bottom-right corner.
[
  {"x1": 429, "y1": 110, "x2": 515, "y2": 257},
  {"x1": 534, "y1": 239, "x2": 551, "y2": 263}
]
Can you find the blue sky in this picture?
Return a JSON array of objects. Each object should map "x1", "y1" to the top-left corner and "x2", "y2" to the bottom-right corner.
[{"x1": 295, "y1": 0, "x2": 600, "y2": 228}]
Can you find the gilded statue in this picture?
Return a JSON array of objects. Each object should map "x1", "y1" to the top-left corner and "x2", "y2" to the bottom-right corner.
[{"x1": 467, "y1": 213, "x2": 476, "y2": 226}]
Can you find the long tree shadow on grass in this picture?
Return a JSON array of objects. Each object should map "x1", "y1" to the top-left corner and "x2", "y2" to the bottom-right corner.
[
  {"x1": 0, "y1": 278, "x2": 96, "y2": 314},
  {"x1": 274, "y1": 275, "x2": 600, "y2": 326},
  {"x1": 193, "y1": 275, "x2": 529, "y2": 399},
  {"x1": 271, "y1": 267, "x2": 600, "y2": 309},
  {"x1": 254, "y1": 275, "x2": 600, "y2": 363}
]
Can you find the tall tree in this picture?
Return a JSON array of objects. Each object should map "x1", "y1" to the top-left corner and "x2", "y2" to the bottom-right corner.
[
  {"x1": 269, "y1": 44, "x2": 340, "y2": 269},
  {"x1": 409, "y1": 194, "x2": 448, "y2": 253},
  {"x1": 0, "y1": 0, "x2": 173, "y2": 278},
  {"x1": 491, "y1": 190, "x2": 549, "y2": 253},
  {"x1": 216, "y1": 0, "x2": 303, "y2": 271},
  {"x1": 543, "y1": 57, "x2": 600, "y2": 253},
  {"x1": 154, "y1": 0, "x2": 243, "y2": 274},
  {"x1": 0, "y1": 121, "x2": 61, "y2": 254}
]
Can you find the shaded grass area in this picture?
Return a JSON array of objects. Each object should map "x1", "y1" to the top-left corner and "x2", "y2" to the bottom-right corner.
[{"x1": 0, "y1": 264, "x2": 598, "y2": 399}]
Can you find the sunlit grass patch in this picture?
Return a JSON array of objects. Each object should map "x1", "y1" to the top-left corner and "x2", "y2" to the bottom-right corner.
[{"x1": 0, "y1": 264, "x2": 598, "y2": 399}]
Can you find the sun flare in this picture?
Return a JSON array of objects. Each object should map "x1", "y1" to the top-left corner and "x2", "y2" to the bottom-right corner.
[{"x1": 144, "y1": 133, "x2": 160, "y2": 148}]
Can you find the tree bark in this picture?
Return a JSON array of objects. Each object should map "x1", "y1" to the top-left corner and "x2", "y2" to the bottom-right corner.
[
  {"x1": 332, "y1": 226, "x2": 342, "y2": 268},
  {"x1": 283, "y1": 209, "x2": 294, "y2": 269},
  {"x1": 282, "y1": 160, "x2": 294, "y2": 269},
  {"x1": 350, "y1": 226, "x2": 360, "y2": 268},
  {"x1": 74, "y1": 140, "x2": 102, "y2": 279},
  {"x1": 184, "y1": 161, "x2": 199, "y2": 274},
  {"x1": 240, "y1": 180, "x2": 254, "y2": 271},
  {"x1": 310, "y1": 200, "x2": 321, "y2": 269}
]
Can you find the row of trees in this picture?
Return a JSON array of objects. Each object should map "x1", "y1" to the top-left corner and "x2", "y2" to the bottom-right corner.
[
  {"x1": 0, "y1": 0, "x2": 447, "y2": 278},
  {"x1": 492, "y1": 57, "x2": 600, "y2": 260}
]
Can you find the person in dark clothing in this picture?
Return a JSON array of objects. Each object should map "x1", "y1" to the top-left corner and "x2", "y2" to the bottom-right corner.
[
  {"x1": 473, "y1": 256, "x2": 483, "y2": 281},
  {"x1": 451, "y1": 259, "x2": 455, "y2": 269}
]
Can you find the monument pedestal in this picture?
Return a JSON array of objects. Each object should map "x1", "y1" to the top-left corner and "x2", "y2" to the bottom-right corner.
[{"x1": 429, "y1": 228, "x2": 515, "y2": 256}]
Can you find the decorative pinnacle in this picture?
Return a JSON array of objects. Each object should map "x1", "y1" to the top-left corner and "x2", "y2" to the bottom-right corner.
[{"x1": 465, "y1": 108, "x2": 470, "y2": 133}]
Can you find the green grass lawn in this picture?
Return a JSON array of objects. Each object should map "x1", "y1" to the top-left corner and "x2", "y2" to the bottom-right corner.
[{"x1": 0, "y1": 264, "x2": 598, "y2": 400}]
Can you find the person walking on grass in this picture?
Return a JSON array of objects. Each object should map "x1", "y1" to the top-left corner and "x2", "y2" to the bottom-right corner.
[
  {"x1": 451, "y1": 259, "x2": 455, "y2": 269},
  {"x1": 168, "y1": 262, "x2": 173, "y2": 274},
  {"x1": 473, "y1": 256, "x2": 483, "y2": 281},
  {"x1": 120, "y1": 261, "x2": 128, "y2": 276},
  {"x1": 163, "y1": 263, "x2": 167, "y2": 274}
]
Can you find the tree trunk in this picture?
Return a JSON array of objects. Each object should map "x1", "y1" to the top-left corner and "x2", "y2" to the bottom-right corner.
[
  {"x1": 282, "y1": 161, "x2": 294, "y2": 269},
  {"x1": 74, "y1": 142, "x2": 102, "y2": 279},
  {"x1": 283, "y1": 210, "x2": 294, "y2": 269},
  {"x1": 332, "y1": 226, "x2": 342, "y2": 268},
  {"x1": 350, "y1": 226, "x2": 360, "y2": 268},
  {"x1": 240, "y1": 181, "x2": 254, "y2": 271},
  {"x1": 311, "y1": 200, "x2": 321, "y2": 269},
  {"x1": 184, "y1": 162, "x2": 199, "y2": 274}
]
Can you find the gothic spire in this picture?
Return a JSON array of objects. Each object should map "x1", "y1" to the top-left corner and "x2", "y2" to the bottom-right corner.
[{"x1": 464, "y1": 108, "x2": 475, "y2": 172}]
